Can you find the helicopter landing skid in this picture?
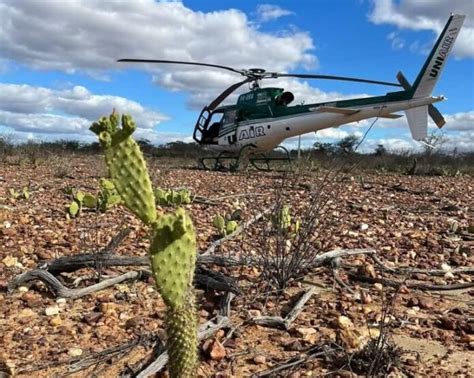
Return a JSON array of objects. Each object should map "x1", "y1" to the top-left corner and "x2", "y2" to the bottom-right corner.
[
  {"x1": 198, "y1": 145, "x2": 292, "y2": 172},
  {"x1": 199, "y1": 151, "x2": 240, "y2": 172}
]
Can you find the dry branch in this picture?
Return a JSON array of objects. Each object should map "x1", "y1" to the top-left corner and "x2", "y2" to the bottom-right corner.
[
  {"x1": 8, "y1": 266, "x2": 240, "y2": 297},
  {"x1": 249, "y1": 286, "x2": 316, "y2": 329},
  {"x1": 348, "y1": 272, "x2": 474, "y2": 291},
  {"x1": 8, "y1": 269, "x2": 146, "y2": 298},
  {"x1": 370, "y1": 254, "x2": 474, "y2": 276},
  {"x1": 253, "y1": 343, "x2": 335, "y2": 377}
]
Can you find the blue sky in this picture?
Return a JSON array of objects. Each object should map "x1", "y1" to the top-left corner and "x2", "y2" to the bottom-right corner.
[{"x1": 0, "y1": 0, "x2": 473, "y2": 152}]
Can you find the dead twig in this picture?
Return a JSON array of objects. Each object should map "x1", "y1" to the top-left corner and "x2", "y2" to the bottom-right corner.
[
  {"x1": 253, "y1": 343, "x2": 336, "y2": 377},
  {"x1": 248, "y1": 286, "x2": 316, "y2": 329},
  {"x1": 17, "y1": 333, "x2": 161, "y2": 374},
  {"x1": 8, "y1": 266, "x2": 240, "y2": 297},
  {"x1": 348, "y1": 272, "x2": 474, "y2": 291},
  {"x1": 8, "y1": 269, "x2": 147, "y2": 298},
  {"x1": 370, "y1": 255, "x2": 474, "y2": 276}
]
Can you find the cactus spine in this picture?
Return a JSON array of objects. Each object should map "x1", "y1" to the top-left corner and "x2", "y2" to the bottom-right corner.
[{"x1": 90, "y1": 112, "x2": 197, "y2": 377}]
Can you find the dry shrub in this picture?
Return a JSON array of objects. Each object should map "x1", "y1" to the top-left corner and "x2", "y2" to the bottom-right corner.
[{"x1": 244, "y1": 169, "x2": 346, "y2": 291}]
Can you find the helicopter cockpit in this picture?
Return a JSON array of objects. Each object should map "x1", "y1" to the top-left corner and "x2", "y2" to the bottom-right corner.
[{"x1": 199, "y1": 88, "x2": 295, "y2": 144}]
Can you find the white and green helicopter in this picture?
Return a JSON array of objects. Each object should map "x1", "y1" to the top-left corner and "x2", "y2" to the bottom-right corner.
[{"x1": 120, "y1": 14, "x2": 465, "y2": 170}]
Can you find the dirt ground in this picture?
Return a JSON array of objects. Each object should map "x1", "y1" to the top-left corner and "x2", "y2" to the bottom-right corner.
[{"x1": 0, "y1": 155, "x2": 472, "y2": 377}]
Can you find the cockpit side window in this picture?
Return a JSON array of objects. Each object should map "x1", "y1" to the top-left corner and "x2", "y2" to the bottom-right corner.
[{"x1": 222, "y1": 110, "x2": 237, "y2": 125}]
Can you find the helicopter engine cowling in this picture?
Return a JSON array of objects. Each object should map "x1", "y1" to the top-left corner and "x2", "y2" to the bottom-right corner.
[{"x1": 275, "y1": 91, "x2": 295, "y2": 106}]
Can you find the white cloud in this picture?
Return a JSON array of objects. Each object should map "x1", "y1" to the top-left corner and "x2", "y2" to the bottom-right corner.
[
  {"x1": 0, "y1": 1, "x2": 315, "y2": 73},
  {"x1": 444, "y1": 111, "x2": 474, "y2": 131},
  {"x1": 370, "y1": 0, "x2": 474, "y2": 58},
  {"x1": 256, "y1": 4, "x2": 294, "y2": 22},
  {"x1": 0, "y1": 83, "x2": 168, "y2": 142},
  {"x1": 0, "y1": 1, "x2": 319, "y2": 114}
]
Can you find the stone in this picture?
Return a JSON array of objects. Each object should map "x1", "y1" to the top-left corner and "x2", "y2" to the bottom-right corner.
[
  {"x1": 2, "y1": 256, "x2": 17, "y2": 267},
  {"x1": 439, "y1": 316, "x2": 457, "y2": 331},
  {"x1": 22, "y1": 292, "x2": 42, "y2": 308},
  {"x1": 125, "y1": 317, "x2": 140, "y2": 329},
  {"x1": 253, "y1": 355, "x2": 266, "y2": 365},
  {"x1": 50, "y1": 316, "x2": 62, "y2": 327},
  {"x1": 295, "y1": 327, "x2": 317, "y2": 337},
  {"x1": 337, "y1": 316, "x2": 354, "y2": 330},
  {"x1": 418, "y1": 297, "x2": 434, "y2": 310},
  {"x1": 209, "y1": 339, "x2": 226, "y2": 361},
  {"x1": 374, "y1": 283, "x2": 383, "y2": 291},
  {"x1": 45, "y1": 306, "x2": 60, "y2": 316},
  {"x1": 68, "y1": 348, "x2": 83, "y2": 357},
  {"x1": 83, "y1": 312, "x2": 102, "y2": 324},
  {"x1": 247, "y1": 309, "x2": 261, "y2": 318},
  {"x1": 283, "y1": 338, "x2": 305, "y2": 351},
  {"x1": 361, "y1": 291, "x2": 372, "y2": 304}
]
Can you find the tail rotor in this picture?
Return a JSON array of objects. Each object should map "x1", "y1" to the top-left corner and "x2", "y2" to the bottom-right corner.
[{"x1": 396, "y1": 71, "x2": 446, "y2": 128}]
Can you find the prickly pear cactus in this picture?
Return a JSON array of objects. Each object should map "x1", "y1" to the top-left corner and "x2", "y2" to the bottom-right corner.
[
  {"x1": 90, "y1": 112, "x2": 156, "y2": 225},
  {"x1": 90, "y1": 112, "x2": 197, "y2": 377},
  {"x1": 151, "y1": 208, "x2": 197, "y2": 376}
]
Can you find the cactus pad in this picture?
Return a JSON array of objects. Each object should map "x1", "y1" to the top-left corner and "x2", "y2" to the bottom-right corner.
[
  {"x1": 89, "y1": 113, "x2": 156, "y2": 224},
  {"x1": 150, "y1": 208, "x2": 196, "y2": 308}
]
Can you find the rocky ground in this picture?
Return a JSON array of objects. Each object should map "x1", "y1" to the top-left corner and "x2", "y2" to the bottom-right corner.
[{"x1": 0, "y1": 155, "x2": 472, "y2": 377}]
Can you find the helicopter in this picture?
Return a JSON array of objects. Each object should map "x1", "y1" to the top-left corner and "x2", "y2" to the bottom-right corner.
[{"x1": 119, "y1": 14, "x2": 465, "y2": 170}]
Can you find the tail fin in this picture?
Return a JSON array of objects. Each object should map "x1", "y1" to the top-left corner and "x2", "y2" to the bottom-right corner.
[
  {"x1": 405, "y1": 106, "x2": 428, "y2": 140},
  {"x1": 410, "y1": 14, "x2": 465, "y2": 98}
]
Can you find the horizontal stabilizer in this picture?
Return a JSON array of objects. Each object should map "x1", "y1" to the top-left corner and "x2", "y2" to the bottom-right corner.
[
  {"x1": 313, "y1": 106, "x2": 360, "y2": 115},
  {"x1": 379, "y1": 113, "x2": 403, "y2": 119}
]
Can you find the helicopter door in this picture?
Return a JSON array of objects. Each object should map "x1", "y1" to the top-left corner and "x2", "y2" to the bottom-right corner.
[
  {"x1": 221, "y1": 110, "x2": 238, "y2": 145},
  {"x1": 204, "y1": 111, "x2": 224, "y2": 144}
]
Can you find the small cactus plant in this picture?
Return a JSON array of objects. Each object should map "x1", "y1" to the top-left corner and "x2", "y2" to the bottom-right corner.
[
  {"x1": 67, "y1": 190, "x2": 86, "y2": 218},
  {"x1": 9, "y1": 186, "x2": 30, "y2": 200},
  {"x1": 273, "y1": 205, "x2": 300, "y2": 236},
  {"x1": 97, "y1": 178, "x2": 122, "y2": 211},
  {"x1": 90, "y1": 111, "x2": 197, "y2": 377},
  {"x1": 66, "y1": 177, "x2": 122, "y2": 217},
  {"x1": 155, "y1": 187, "x2": 192, "y2": 206},
  {"x1": 212, "y1": 214, "x2": 239, "y2": 237}
]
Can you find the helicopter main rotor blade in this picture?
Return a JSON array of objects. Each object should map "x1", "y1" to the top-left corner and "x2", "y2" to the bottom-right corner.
[
  {"x1": 274, "y1": 73, "x2": 402, "y2": 87},
  {"x1": 118, "y1": 59, "x2": 401, "y2": 86},
  {"x1": 208, "y1": 77, "x2": 254, "y2": 111},
  {"x1": 117, "y1": 59, "x2": 244, "y2": 75}
]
